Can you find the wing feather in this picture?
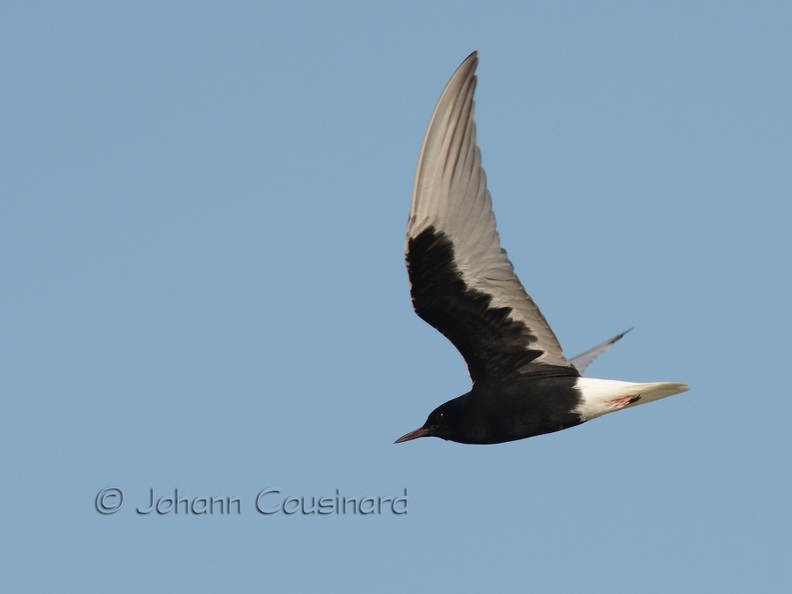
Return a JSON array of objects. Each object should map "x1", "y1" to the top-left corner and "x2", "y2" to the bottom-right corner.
[
  {"x1": 406, "y1": 53, "x2": 577, "y2": 384},
  {"x1": 569, "y1": 329, "x2": 632, "y2": 374}
]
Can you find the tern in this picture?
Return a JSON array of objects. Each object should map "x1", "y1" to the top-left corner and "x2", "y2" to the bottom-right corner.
[{"x1": 396, "y1": 53, "x2": 688, "y2": 445}]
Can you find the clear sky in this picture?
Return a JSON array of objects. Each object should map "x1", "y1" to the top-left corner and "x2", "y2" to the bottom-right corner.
[{"x1": 2, "y1": 1, "x2": 791, "y2": 592}]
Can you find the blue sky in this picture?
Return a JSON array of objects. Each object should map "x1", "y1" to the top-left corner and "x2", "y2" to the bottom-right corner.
[{"x1": 2, "y1": 1, "x2": 791, "y2": 591}]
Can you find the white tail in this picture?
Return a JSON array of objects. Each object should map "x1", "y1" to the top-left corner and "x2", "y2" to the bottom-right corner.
[{"x1": 574, "y1": 378, "x2": 690, "y2": 422}]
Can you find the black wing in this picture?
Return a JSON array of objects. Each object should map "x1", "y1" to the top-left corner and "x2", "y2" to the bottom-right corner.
[{"x1": 406, "y1": 53, "x2": 578, "y2": 385}]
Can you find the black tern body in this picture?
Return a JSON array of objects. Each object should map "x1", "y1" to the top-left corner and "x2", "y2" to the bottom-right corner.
[{"x1": 396, "y1": 53, "x2": 688, "y2": 445}]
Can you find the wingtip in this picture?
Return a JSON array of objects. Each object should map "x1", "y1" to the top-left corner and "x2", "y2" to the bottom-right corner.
[
  {"x1": 457, "y1": 51, "x2": 479, "y2": 76},
  {"x1": 612, "y1": 327, "x2": 634, "y2": 343},
  {"x1": 450, "y1": 52, "x2": 478, "y2": 78}
]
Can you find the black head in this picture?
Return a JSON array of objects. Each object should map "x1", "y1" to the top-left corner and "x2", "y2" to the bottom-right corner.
[{"x1": 394, "y1": 398, "x2": 465, "y2": 444}]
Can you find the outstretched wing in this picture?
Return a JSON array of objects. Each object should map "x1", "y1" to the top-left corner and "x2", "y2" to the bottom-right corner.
[
  {"x1": 569, "y1": 328, "x2": 632, "y2": 374},
  {"x1": 406, "y1": 53, "x2": 577, "y2": 385}
]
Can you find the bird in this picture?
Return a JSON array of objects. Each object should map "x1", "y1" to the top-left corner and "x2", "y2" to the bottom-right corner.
[{"x1": 395, "y1": 52, "x2": 689, "y2": 445}]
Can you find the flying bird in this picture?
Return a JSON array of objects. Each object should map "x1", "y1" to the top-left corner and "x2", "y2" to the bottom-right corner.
[{"x1": 396, "y1": 53, "x2": 688, "y2": 445}]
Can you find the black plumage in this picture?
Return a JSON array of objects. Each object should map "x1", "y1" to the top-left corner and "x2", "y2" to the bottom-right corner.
[{"x1": 395, "y1": 52, "x2": 688, "y2": 445}]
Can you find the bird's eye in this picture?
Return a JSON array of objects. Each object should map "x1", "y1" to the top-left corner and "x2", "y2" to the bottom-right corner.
[{"x1": 437, "y1": 412, "x2": 444, "y2": 421}]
